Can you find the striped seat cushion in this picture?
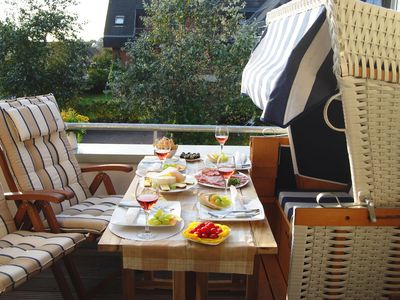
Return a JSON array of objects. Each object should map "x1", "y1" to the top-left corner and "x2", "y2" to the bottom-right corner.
[
  {"x1": 0, "y1": 95, "x2": 91, "y2": 216},
  {"x1": 241, "y1": 6, "x2": 337, "y2": 127},
  {"x1": 56, "y1": 195, "x2": 123, "y2": 234},
  {"x1": 0, "y1": 230, "x2": 85, "y2": 293},
  {"x1": 279, "y1": 191, "x2": 354, "y2": 220}
]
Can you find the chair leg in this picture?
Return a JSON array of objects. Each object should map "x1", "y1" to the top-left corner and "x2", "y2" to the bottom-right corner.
[
  {"x1": 51, "y1": 262, "x2": 74, "y2": 300},
  {"x1": 63, "y1": 255, "x2": 87, "y2": 300}
]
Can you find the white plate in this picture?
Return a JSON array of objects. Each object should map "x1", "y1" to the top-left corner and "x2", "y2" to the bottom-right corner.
[
  {"x1": 110, "y1": 201, "x2": 181, "y2": 227},
  {"x1": 109, "y1": 220, "x2": 185, "y2": 241},
  {"x1": 196, "y1": 172, "x2": 249, "y2": 189},
  {"x1": 136, "y1": 156, "x2": 187, "y2": 176},
  {"x1": 147, "y1": 175, "x2": 198, "y2": 194},
  {"x1": 196, "y1": 200, "x2": 265, "y2": 222},
  {"x1": 235, "y1": 164, "x2": 252, "y2": 171}
]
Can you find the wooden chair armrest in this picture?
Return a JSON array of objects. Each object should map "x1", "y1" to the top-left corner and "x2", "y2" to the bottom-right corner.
[
  {"x1": 5, "y1": 191, "x2": 65, "y2": 203},
  {"x1": 81, "y1": 164, "x2": 133, "y2": 173},
  {"x1": 47, "y1": 189, "x2": 74, "y2": 199}
]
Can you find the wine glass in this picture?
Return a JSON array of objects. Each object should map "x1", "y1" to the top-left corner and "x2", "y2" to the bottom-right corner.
[
  {"x1": 215, "y1": 126, "x2": 229, "y2": 154},
  {"x1": 135, "y1": 180, "x2": 159, "y2": 240},
  {"x1": 154, "y1": 140, "x2": 171, "y2": 168},
  {"x1": 217, "y1": 154, "x2": 236, "y2": 194}
]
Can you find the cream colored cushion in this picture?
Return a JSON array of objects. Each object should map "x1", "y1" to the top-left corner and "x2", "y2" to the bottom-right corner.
[
  {"x1": 0, "y1": 230, "x2": 85, "y2": 293},
  {"x1": 56, "y1": 195, "x2": 123, "y2": 234}
]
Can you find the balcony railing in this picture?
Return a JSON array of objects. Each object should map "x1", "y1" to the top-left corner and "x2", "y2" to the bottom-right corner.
[{"x1": 66, "y1": 123, "x2": 287, "y2": 143}]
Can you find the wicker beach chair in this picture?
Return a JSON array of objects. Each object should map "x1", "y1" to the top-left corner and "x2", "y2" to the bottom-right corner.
[
  {"x1": 0, "y1": 94, "x2": 133, "y2": 236},
  {"x1": 260, "y1": 0, "x2": 400, "y2": 298}
]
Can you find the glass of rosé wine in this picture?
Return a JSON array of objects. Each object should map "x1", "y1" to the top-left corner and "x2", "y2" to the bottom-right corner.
[
  {"x1": 135, "y1": 180, "x2": 159, "y2": 240},
  {"x1": 154, "y1": 138, "x2": 171, "y2": 168},
  {"x1": 215, "y1": 126, "x2": 229, "y2": 154},
  {"x1": 217, "y1": 154, "x2": 236, "y2": 193}
]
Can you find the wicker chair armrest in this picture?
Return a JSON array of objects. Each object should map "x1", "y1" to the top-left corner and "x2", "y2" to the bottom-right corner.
[
  {"x1": 81, "y1": 164, "x2": 133, "y2": 173},
  {"x1": 4, "y1": 191, "x2": 65, "y2": 203}
]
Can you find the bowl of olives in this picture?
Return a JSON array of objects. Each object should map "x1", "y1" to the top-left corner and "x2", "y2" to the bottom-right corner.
[{"x1": 180, "y1": 152, "x2": 201, "y2": 162}]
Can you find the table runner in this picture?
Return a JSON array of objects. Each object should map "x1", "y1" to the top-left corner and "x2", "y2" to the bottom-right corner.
[{"x1": 121, "y1": 177, "x2": 258, "y2": 274}]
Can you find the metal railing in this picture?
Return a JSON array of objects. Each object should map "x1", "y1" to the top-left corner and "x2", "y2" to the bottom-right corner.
[{"x1": 66, "y1": 123, "x2": 287, "y2": 143}]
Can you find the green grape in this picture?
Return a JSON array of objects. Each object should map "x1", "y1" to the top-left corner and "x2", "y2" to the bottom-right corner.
[
  {"x1": 220, "y1": 196, "x2": 232, "y2": 207},
  {"x1": 148, "y1": 218, "x2": 161, "y2": 225},
  {"x1": 154, "y1": 209, "x2": 163, "y2": 218}
]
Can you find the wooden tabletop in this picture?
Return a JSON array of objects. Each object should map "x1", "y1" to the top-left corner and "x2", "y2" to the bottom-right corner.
[{"x1": 98, "y1": 159, "x2": 277, "y2": 273}]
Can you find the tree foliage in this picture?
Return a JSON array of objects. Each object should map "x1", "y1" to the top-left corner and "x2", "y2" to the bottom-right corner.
[
  {"x1": 86, "y1": 48, "x2": 113, "y2": 93},
  {"x1": 0, "y1": 0, "x2": 89, "y2": 107},
  {"x1": 110, "y1": 0, "x2": 258, "y2": 125}
]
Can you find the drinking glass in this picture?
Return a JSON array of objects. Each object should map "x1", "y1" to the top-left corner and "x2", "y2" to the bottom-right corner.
[
  {"x1": 135, "y1": 180, "x2": 159, "y2": 240},
  {"x1": 154, "y1": 141, "x2": 171, "y2": 168},
  {"x1": 215, "y1": 126, "x2": 229, "y2": 154},
  {"x1": 217, "y1": 154, "x2": 235, "y2": 193}
]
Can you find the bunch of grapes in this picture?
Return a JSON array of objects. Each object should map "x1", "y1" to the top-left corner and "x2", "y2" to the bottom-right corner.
[{"x1": 148, "y1": 209, "x2": 176, "y2": 225}]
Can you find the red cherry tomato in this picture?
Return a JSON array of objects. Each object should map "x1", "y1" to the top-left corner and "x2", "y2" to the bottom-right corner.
[{"x1": 209, "y1": 233, "x2": 218, "y2": 239}]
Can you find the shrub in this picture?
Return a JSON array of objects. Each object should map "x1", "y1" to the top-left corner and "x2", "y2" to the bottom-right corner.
[{"x1": 86, "y1": 49, "x2": 113, "y2": 93}]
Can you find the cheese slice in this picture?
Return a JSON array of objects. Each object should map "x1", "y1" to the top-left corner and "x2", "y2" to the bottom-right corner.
[
  {"x1": 152, "y1": 176, "x2": 176, "y2": 186},
  {"x1": 160, "y1": 184, "x2": 170, "y2": 191},
  {"x1": 158, "y1": 167, "x2": 186, "y2": 183}
]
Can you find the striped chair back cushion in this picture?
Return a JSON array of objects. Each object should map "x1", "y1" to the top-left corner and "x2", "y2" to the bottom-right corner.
[
  {"x1": 0, "y1": 95, "x2": 90, "y2": 215},
  {"x1": 0, "y1": 184, "x2": 16, "y2": 236},
  {"x1": 2, "y1": 99, "x2": 65, "y2": 142},
  {"x1": 241, "y1": 5, "x2": 337, "y2": 127}
]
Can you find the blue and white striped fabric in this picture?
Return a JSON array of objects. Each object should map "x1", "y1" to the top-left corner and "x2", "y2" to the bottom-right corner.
[
  {"x1": 241, "y1": 6, "x2": 337, "y2": 127},
  {"x1": 279, "y1": 191, "x2": 354, "y2": 220}
]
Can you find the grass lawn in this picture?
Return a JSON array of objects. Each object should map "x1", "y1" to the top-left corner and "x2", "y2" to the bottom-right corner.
[{"x1": 71, "y1": 93, "x2": 135, "y2": 122}]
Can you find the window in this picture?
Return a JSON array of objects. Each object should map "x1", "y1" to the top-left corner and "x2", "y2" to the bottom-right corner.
[{"x1": 115, "y1": 15, "x2": 125, "y2": 25}]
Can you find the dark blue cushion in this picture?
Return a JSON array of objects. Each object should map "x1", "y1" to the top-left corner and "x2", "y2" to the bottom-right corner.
[{"x1": 279, "y1": 191, "x2": 354, "y2": 220}]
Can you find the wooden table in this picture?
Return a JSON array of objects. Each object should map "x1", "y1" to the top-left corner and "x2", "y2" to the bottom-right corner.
[{"x1": 98, "y1": 160, "x2": 277, "y2": 299}]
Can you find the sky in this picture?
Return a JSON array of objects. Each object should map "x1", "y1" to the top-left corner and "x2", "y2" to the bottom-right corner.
[
  {"x1": 0, "y1": 0, "x2": 110, "y2": 41},
  {"x1": 73, "y1": 0, "x2": 109, "y2": 41}
]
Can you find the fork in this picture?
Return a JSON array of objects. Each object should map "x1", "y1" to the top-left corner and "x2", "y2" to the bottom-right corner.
[{"x1": 208, "y1": 209, "x2": 260, "y2": 219}]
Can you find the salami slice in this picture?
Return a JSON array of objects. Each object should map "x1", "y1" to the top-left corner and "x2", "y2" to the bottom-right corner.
[{"x1": 195, "y1": 168, "x2": 249, "y2": 188}]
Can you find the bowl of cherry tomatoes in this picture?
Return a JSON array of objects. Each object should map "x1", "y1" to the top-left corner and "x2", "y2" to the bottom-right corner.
[{"x1": 182, "y1": 221, "x2": 230, "y2": 245}]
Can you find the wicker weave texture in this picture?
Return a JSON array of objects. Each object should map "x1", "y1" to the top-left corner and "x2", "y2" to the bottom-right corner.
[
  {"x1": 327, "y1": 0, "x2": 400, "y2": 82},
  {"x1": 266, "y1": 0, "x2": 325, "y2": 24},
  {"x1": 339, "y1": 77, "x2": 400, "y2": 207},
  {"x1": 288, "y1": 225, "x2": 400, "y2": 299}
]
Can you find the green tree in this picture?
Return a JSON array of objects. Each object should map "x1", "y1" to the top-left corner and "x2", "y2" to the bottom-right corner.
[
  {"x1": 110, "y1": 0, "x2": 258, "y2": 126},
  {"x1": 0, "y1": 0, "x2": 89, "y2": 107},
  {"x1": 86, "y1": 48, "x2": 113, "y2": 93}
]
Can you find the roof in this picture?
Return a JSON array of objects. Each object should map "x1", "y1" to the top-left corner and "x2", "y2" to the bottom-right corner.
[{"x1": 103, "y1": 0, "x2": 143, "y2": 48}]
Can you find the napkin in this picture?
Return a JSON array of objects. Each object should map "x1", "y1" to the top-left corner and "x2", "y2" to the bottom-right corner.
[
  {"x1": 230, "y1": 185, "x2": 247, "y2": 210},
  {"x1": 230, "y1": 185, "x2": 239, "y2": 206},
  {"x1": 235, "y1": 152, "x2": 250, "y2": 168},
  {"x1": 235, "y1": 151, "x2": 243, "y2": 167},
  {"x1": 125, "y1": 208, "x2": 140, "y2": 224}
]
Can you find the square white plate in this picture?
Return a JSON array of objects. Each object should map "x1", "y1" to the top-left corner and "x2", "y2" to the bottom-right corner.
[
  {"x1": 110, "y1": 201, "x2": 181, "y2": 227},
  {"x1": 196, "y1": 198, "x2": 265, "y2": 221}
]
